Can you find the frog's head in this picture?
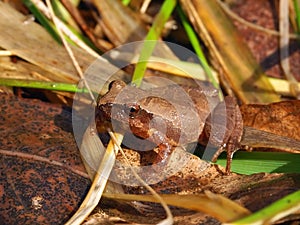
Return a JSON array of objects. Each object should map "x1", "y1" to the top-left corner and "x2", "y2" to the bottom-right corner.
[
  {"x1": 96, "y1": 80, "x2": 144, "y2": 132},
  {"x1": 97, "y1": 80, "x2": 127, "y2": 106}
]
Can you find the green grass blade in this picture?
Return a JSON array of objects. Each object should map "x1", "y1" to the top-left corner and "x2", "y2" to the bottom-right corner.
[
  {"x1": 294, "y1": 0, "x2": 300, "y2": 33},
  {"x1": 24, "y1": 0, "x2": 98, "y2": 53},
  {"x1": 122, "y1": 0, "x2": 131, "y2": 6},
  {"x1": 215, "y1": 151, "x2": 300, "y2": 175},
  {"x1": 0, "y1": 78, "x2": 87, "y2": 93},
  {"x1": 52, "y1": 0, "x2": 77, "y2": 29},
  {"x1": 228, "y1": 190, "x2": 300, "y2": 225},
  {"x1": 131, "y1": 0, "x2": 177, "y2": 87}
]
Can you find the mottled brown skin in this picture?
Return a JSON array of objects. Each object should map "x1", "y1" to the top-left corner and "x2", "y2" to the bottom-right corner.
[{"x1": 96, "y1": 80, "x2": 243, "y2": 173}]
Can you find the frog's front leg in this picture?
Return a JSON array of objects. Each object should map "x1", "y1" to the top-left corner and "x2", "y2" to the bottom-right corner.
[
  {"x1": 146, "y1": 129, "x2": 175, "y2": 165},
  {"x1": 154, "y1": 142, "x2": 174, "y2": 164}
]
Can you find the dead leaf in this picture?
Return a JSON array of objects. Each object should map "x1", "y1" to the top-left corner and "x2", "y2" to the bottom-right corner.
[
  {"x1": 0, "y1": 93, "x2": 90, "y2": 224},
  {"x1": 241, "y1": 100, "x2": 300, "y2": 141}
]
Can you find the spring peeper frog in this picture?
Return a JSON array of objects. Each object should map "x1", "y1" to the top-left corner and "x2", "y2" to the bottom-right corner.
[{"x1": 96, "y1": 80, "x2": 243, "y2": 173}]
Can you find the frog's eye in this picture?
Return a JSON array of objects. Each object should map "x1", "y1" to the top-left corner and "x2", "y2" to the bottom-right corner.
[
  {"x1": 129, "y1": 104, "x2": 139, "y2": 113},
  {"x1": 128, "y1": 104, "x2": 140, "y2": 117}
]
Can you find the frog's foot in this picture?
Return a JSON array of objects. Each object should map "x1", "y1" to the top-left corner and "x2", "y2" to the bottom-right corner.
[
  {"x1": 224, "y1": 143, "x2": 236, "y2": 174},
  {"x1": 211, "y1": 141, "x2": 240, "y2": 174},
  {"x1": 212, "y1": 147, "x2": 233, "y2": 174}
]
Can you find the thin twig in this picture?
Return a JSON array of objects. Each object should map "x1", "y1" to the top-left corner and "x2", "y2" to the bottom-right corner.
[
  {"x1": 279, "y1": 0, "x2": 300, "y2": 98},
  {"x1": 0, "y1": 149, "x2": 89, "y2": 178},
  {"x1": 140, "y1": 0, "x2": 152, "y2": 13},
  {"x1": 45, "y1": 0, "x2": 96, "y2": 103}
]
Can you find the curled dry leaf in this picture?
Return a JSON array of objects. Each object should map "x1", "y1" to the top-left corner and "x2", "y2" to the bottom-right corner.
[{"x1": 241, "y1": 100, "x2": 300, "y2": 142}]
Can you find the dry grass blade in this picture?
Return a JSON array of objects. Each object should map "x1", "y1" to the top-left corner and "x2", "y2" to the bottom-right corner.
[
  {"x1": 180, "y1": 0, "x2": 281, "y2": 103},
  {"x1": 0, "y1": 2, "x2": 95, "y2": 83},
  {"x1": 109, "y1": 50, "x2": 299, "y2": 97},
  {"x1": 30, "y1": 0, "x2": 99, "y2": 58},
  {"x1": 140, "y1": 0, "x2": 152, "y2": 13},
  {"x1": 71, "y1": 126, "x2": 174, "y2": 225},
  {"x1": 279, "y1": 0, "x2": 300, "y2": 98},
  {"x1": 93, "y1": 0, "x2": 146, "y2": 45},
  {"x1": 59, "y1": 0, "x2": 100, "y2": 50},
  {"x1": 93, "y1": 0, "x2": 177, "y2": 59},
  {"x1": 65, "y1": 128, "x2": 124, "y2": 225},
  {"x1": 79, "y1": 124, "x2": 106, "y2": 179},
  {"x1": 45, "y1": 0, "x2": 96, "y2": 102},
  {"x1": 0, "y1": 50, "x2": 12, "y2": 56},
  {"x1": 268, "y1": 77, "x2": 300, "y2": 96},
  {"x1": 0, "y1": 58, "x2": 58, "y2": 82},
  {"x1": 103, "y1": 191, "x2": 250, "y2": 223}
]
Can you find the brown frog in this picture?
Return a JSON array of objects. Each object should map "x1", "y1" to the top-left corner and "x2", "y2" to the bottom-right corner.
[{"x1": 96, "y1": 80, "x2": 243, "y2": 173}]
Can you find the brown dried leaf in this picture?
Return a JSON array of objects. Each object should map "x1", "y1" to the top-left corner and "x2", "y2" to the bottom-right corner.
[
  {"x1": 0, "y1": 93, "x2": 90, "y2": 224},
  {"x1": 241, "y1": 100, "x2": 300, "y2": 141}
]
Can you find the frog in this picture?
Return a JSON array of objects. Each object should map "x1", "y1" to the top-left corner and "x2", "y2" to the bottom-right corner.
[{"x1": 96, "y1": 80, "x2": 243, "y2": 173}]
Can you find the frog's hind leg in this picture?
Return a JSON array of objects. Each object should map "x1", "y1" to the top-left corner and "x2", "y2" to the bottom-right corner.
[
  {"x1": 211, "y1": 144, "x2": 226, "y2": 164},
  {"x1": 211, "y1": 96, "x2": 243, "y2": 174},
  {"x1": 224, "y1": 97, "x2": 243, "y2": 174}
]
